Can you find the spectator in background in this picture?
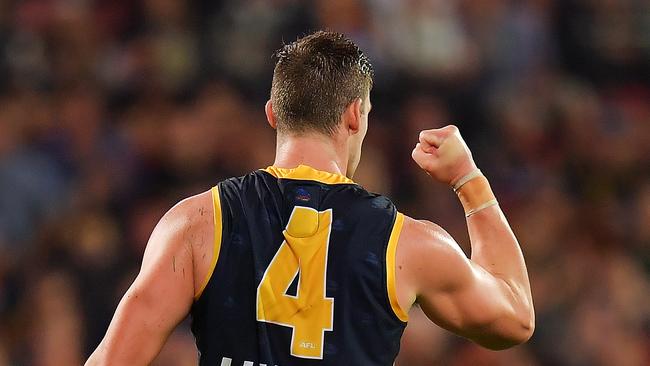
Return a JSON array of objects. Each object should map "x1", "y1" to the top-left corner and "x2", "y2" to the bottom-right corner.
[{"x1": 0, "y1": 1, "x2": 648, "y2": 365}]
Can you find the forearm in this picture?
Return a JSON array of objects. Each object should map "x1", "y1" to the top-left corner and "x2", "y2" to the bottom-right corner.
[
  {"x1": 468, "y1": 206, "x2": 532, "y2": 300},
  {"x1": 457, "y1": 175, "x2": 533, "y2": 314}
]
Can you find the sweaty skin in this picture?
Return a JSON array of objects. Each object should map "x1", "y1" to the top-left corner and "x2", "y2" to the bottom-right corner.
[{"x1": 86, "y1": 97, "x2": 534, "y2": 365}]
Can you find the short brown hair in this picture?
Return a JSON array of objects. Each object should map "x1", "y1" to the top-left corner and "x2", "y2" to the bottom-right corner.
[{"x1": 270, "y1": 31, "x2": 373, "y2": 135}]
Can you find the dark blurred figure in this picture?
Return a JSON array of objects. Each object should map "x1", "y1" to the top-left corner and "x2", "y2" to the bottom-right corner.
[{"x1": 0, "y1": 0, "x2": 648, "y2": 365}]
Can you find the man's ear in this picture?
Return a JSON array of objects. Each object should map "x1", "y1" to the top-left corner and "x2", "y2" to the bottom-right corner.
[
  {"x1": 265, "y1": 100, "x2": 277, "y2": 129},
  {"x1": 343, "y1": 98, "x2": 362, "y2": 135}
]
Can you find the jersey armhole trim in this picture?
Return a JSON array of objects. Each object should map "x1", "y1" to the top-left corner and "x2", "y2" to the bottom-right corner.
[
  {"x1": 386, "y1": 211, "x2": 409, "y2": 322},
  {"x1": 194, "y1": 185, "x2": 224, "y2": 300}
]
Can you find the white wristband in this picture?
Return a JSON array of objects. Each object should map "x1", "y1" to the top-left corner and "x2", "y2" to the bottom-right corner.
[
  {"x1": 465, "y1": 199, "x2": 498, "y2": 217},
  {"x1": 452, "y1": 169, "x2": 482, "y2": 192}
]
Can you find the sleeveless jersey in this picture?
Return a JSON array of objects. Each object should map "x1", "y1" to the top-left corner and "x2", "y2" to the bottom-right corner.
[{"x1": 190, "y1": 165, "x2": 408, "y2": 366}]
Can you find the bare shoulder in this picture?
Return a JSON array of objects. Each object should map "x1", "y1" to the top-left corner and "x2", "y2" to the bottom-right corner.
[
  {"x1": 142, "y1": 189, "x2": 215, "y2": 296},
  {"x1": 396, "y1": 215, "x2": 472, "y2": 296},
  {"x1": 400, "y1": 216, "x2": 467, "y2": 264},
  {"x1": 162, "y1": 190, "x2": 213, "y2": 230},
  {"x1": 146, "y1": 190, "x2": 214, "y2": 254}
]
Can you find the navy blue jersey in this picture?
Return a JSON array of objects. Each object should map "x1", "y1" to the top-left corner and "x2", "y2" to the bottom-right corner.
[{"x1": 191, "y1": 165, "x2": 408, "y2": 366}]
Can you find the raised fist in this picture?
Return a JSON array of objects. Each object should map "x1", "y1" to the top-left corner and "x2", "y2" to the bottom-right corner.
[{"x1": 411, "y1": 125, "x2": 478, "y2": 186}]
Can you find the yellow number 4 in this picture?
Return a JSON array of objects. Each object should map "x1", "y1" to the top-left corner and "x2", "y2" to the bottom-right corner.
[{"x1": 256, "y1": 206, "x2": 334, "y2": 359}]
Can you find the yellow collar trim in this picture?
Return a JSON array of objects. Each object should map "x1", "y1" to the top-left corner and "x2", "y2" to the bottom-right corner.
[{"x1": 263, "y1": 165, "x2": 355, "y2": 185}]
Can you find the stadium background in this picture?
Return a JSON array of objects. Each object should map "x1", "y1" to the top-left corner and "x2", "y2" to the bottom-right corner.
[{"x1": 0, "y1": 0, "x2": 649, "y2": 365}]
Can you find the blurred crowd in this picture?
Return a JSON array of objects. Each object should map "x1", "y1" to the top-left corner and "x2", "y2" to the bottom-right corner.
[{"x1": 0, "y1": 0, "x2": 649, "y2": 365}]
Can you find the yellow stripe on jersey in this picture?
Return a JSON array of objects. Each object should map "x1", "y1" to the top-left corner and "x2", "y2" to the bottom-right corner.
[
  {"x1": 263, "y1": 165, "x2": 355, "y2": 185},
  {"x1": 386, "y1": 212, "x2": 409, "y2": 322},
  {"x1": 194, "y1": 185, "x2": 224, "y2": 300}
]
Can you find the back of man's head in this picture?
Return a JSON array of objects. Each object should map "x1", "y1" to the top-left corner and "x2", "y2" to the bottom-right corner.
[{"x1": 271, "y1": 31, "x2": 373, "y2": 136}]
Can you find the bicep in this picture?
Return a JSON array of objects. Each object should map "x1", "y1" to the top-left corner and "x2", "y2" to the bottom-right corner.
[
  {"x1": 417, "y1": 260, "x2": 524, "y2": 347},
  {"x1": 400, "y1": 218, "x2": 524, "y2": 349},
  {"x1": 88, "y1": 205, "x2": 196, "y2": 365}
]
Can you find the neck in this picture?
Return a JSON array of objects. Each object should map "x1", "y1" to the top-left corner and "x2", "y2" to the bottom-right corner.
[{"x1": 272, "y1": 132, "x2": 348, "y2": 176}]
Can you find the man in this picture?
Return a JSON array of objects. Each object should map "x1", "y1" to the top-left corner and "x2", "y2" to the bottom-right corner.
[{"x1": 87, "y1": 31, "x2": 534, "y2": 366}]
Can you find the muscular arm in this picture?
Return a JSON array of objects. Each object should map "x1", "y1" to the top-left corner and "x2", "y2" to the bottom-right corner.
[
  {"x1": 86, "y1": 191, "x2": 214, "y2": 365},
  {"x1": 398, "y1": 126, "x2": 534, "y2": 350}
]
